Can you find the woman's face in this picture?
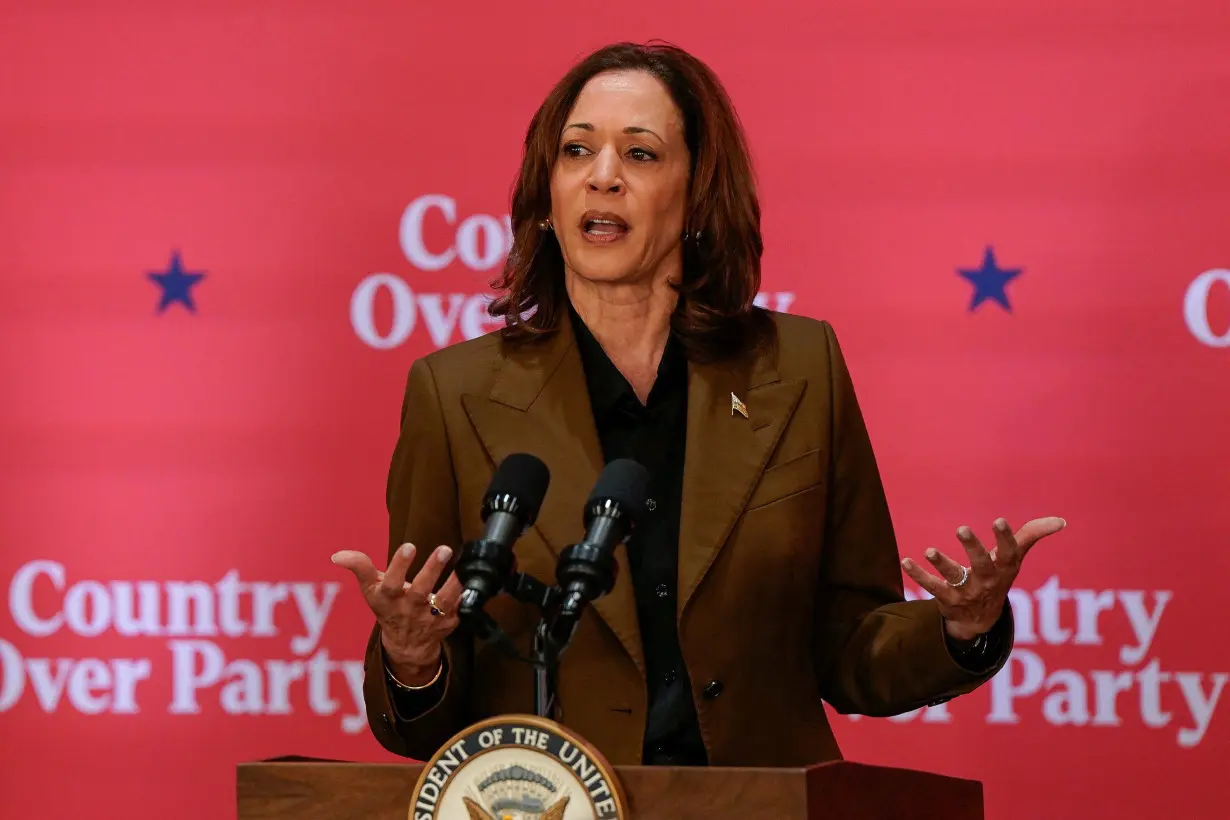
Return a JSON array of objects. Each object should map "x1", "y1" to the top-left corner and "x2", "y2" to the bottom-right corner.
[{"x1": 549, "y1": 69, "x2": 691, "y2": 289}]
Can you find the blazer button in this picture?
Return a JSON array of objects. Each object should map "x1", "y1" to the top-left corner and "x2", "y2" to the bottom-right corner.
[{"x1": 702, "y1": 680, "x2": 723, "y2": 699}]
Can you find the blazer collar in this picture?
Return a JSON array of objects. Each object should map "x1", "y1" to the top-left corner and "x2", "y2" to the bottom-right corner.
[
  {"x1": 461, "y1": 317, "x2": 803, "y2": 677},
  {"x1": 676, "y1": 333, "x2": 804, "y2": 618}
]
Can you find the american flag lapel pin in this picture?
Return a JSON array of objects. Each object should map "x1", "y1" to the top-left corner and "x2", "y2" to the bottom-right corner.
[{"x1": 731, "y1": 392, "x2": 748, "y2": 419}]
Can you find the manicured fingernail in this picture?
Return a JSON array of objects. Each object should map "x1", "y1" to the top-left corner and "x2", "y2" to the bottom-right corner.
[
  {"x1": 994, "y1": 519, "x2": 1007, "y2": 532},
  {"x1": 330, "y1": 553, "x2": 339, "y2": 564},
  {"x1": 957, "y1": 526, "x2": 971, "y2": 539},
  {"x1": 926, "y1": 548, "x2": 938, "y2": 560},
  {"x1": 438, "y1": 546, "x2": 453, "y2": 562},
  {"x1": 400, "y1": 544, "x2": 413, "y2": 559},
  {"x1": 1059, "y1": 518, "x2": 1067, "y2": 528},
  {"x1": 901, "y1": 558, "x2": 912, "y2": 570}
]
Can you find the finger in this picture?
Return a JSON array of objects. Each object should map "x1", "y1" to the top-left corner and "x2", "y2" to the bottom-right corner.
[
  {"x1": 430, "y1": 572, "x2": 463, "y2": 612},
  {"x1": 992, "y1": 518, "x2": 1019, "y2": 564},
  {"x1": 902, "y1": 557, "x2": 959, "y2": 603},
  {"x1": 408, "y1": 545, "x2": 455, "y2": 598},
  {"x1": 923, "y1": 547, "x2": 968, "y2": 586},
  {"x1": 331, "y1": 550, "x2": 381, "y2": 589},
  {"x1": 380, "y1": 543, "x2": 416, "y2": 596},
  {"x1": 956, "y1": 526, "x2": 995, "y2": 577},
  {"x1": 1014, "y1": 517, "x2": 1068, "y2": 555}
]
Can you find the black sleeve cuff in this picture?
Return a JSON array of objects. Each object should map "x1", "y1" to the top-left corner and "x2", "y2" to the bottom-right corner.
[
  {"x1": 944, "y1": 606, "x2": 1013, "y2": 674},
  {"x1": 385, "y1": 647, "x2": 449, "y2": 723}
]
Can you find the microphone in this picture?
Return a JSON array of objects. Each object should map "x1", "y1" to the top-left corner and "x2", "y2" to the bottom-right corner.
[
  {"x1": 548, "y1": 458, "x2": 649, "y2": 649},
  {"x1": 456, "y1": 453, "x2": 551, "y2": 619}
]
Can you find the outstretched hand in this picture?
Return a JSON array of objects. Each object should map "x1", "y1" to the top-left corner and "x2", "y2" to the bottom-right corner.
[
  {"x1": 902, "y1": 516, "x2": 1067, "y2": 641},
  {"x1": 331, "y1": 543, "x2": 462, "y2": 682}
]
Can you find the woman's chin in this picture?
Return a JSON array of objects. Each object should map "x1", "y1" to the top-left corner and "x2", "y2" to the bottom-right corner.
[{"x1": 566, "y1": 257, "x2": 646, "y2": 287}]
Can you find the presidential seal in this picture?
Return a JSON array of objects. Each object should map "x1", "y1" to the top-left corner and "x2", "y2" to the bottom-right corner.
[{"x1": 408, "y1": 715, "x2": 628, "y2": 820}]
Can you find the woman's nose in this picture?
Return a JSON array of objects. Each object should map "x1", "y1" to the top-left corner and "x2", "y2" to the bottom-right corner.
[{"x1": 586, "y1": 148, "x2": 624, "y2": 193}]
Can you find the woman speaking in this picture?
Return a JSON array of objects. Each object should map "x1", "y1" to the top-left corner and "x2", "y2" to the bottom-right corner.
[{"x1": 332, "y1": 41, "x2": 1065, "y2": 768}]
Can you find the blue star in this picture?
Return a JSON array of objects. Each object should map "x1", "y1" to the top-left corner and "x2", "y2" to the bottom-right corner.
[
  {"x1": 148, "y1": 250, "x2": 206, "y2": 314},
  {"x1": 958, "y1": 246, "x2": 1021, "y2": 312}
]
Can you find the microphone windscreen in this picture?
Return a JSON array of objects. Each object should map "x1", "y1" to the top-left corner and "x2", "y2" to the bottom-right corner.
[
  {"x1": 586, "y1": 458, "x2": 650, "y2": 526},
  {"x1": 483, "y1": 453, "x2": 551, "y2": 525}
]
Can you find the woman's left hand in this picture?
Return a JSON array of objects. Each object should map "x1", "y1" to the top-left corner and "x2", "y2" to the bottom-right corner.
[{"x1": 902, "y1": 516, "x2": 1067, "y2": 641}]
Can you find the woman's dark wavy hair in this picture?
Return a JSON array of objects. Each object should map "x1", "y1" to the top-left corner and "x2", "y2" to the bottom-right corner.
[{"x1": 487, "y1": 40, "x2": 774, "y2": 363}]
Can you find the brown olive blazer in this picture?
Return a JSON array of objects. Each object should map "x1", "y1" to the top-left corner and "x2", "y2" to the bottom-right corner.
[{"x1": 362, "y1": 310, "x2": 1009, "y2": 766}]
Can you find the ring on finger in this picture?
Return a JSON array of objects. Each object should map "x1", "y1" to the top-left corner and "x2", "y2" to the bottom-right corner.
[
  {"x1": 427, "y1": 592, "x2": 446, "y2": 617},
  {"x1": 948, "y1": 565, "x2": 970, "y2": 588}
]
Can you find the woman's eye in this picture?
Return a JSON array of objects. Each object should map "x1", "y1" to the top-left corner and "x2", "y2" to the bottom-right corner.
[{"x1": 560, "y1": 143, "x2": 656, "y2": 162}]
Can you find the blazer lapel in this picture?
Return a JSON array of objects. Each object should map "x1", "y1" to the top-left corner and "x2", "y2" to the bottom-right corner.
[
  {"x1": 460, "y1": 323, "x2": 646, "y2": 676},
  {"x1": 677, "y1": 349, "x2": 805, "y2": 616}
]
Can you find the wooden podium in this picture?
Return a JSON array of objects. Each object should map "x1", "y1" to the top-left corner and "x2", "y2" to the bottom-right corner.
[{"x1": 237, "y1": 757, "x2": 984, "y2": 819}]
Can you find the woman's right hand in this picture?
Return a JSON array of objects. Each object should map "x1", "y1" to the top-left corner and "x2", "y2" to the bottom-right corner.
[{"x1": 331, "y1": 543, "x2": 462, "y2": 686}]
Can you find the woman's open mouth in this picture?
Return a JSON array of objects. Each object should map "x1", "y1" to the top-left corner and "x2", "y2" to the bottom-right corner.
[{"x1": 580, "y1": 210, "x2": 629, "y2": 244}]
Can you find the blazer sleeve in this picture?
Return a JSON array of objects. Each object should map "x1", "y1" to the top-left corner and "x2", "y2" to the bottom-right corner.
[
  {"x1": 362, "y1": 355, "x2": 473, "y2": 758},
  {"x1": 811, "y1": 321, "x2": 1012, "y2": 716}
]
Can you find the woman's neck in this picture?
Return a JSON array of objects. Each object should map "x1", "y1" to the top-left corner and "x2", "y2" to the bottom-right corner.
[{"x1": 565, "y1": 272, "x2": 679, "y2": 403}]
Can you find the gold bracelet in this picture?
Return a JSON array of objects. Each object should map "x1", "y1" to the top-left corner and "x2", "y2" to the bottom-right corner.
[{"x1": 385, "y1": 657, "x2": 444, "y2": 691}]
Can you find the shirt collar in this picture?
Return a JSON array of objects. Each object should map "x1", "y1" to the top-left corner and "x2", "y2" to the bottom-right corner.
[{"x1": 568, "y1": 302, "x2": 687, "y2": 418}]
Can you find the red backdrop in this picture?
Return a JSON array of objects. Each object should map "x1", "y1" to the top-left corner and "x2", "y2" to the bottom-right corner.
[{"x1": 2, "y1": 1, "x2": 1228, "y2": 818}]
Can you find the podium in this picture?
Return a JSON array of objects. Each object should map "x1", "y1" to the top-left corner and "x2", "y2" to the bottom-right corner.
[{"x1": 237, "y1": 758, "x2": 984, "y2": 819}]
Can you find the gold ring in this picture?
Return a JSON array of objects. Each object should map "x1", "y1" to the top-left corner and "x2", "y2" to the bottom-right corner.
[{"x1": 427, "y1": 593, "x2": 446, "y2": 617}]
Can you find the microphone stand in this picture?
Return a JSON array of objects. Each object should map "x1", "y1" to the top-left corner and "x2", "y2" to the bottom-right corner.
[
  {"x1": 475, "y1": 537, "x2": 621, "y2": 720},
  {"x1": 531, "y1": 622, "x2": 557, "y2": 719},
  {"x1": 504, "y1": 571, "x2": 567, "y2": 720}
]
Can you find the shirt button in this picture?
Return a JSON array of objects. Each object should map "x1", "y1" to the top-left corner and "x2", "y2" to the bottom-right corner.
[
  {"x1": 655, "y1": 583, "x2": 669, "y2": 598},
  {"x1": 663, "y1": 669, "x2": 677, "y2": 684},
  {"x1": 646, "y1": 498, "x2": 658, "y2": 511},
  {"x1": 702, "y1": 680, "x2": 724, "y2": 699}
]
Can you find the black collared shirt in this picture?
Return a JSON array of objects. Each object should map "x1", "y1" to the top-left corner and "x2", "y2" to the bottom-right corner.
[{"x1": 570, "y1": 307, "x2": 709, "y2": 767}]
